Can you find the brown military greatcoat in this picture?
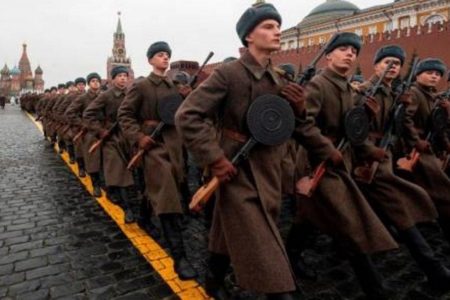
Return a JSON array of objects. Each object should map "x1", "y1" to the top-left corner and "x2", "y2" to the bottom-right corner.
[
  {"x1": 83, "y1": 86, "x2": 134, "y2": 187},
  {"x1": 295, "y1": 67, "x2": 398, "y2": 254},
  {"x1": 118, "y1": 73, "x2": 184, "y2": 215},
  {"x1": 176, "y1": 51, "x2": 296, "y2": 293},
  {"x1": 354, "y1": 76, "x2": 437, "y2": 229},
  {"x1": 66, "y1": 89, "x2": 101, "y2": 174},
  {"x1": 402, "y1": 83, "x2": 450, "y2": 217}
]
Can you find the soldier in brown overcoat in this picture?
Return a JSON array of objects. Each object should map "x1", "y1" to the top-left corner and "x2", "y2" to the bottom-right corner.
[
  {"x1": 292, "y1": 32, "x2": 399, "y2": 299},
  {"x1": 355, "y1": 47, "x2": 450, "y2": 289},
  {"x1": 401, "y1": 58, "x2": 450, "y2": 245},
  {"x1": 176, "y1": 4, "x2": 301, "y2": 299},
  {"x1": 52, "y1": 82, "x2": 75, "y2": 157},
  {"x1": 65, "y1": 73, "x2": 102, "y2": 196},
  {"x1": 118, "y1": 42, "x2": 197, "y2": 280},
  {"x1": 44, "y1": 84, "x2": 66, "y2": 145},
  {"x1": 56, "y1": 79, "x2": 86, "y2": 170},
  {"x1": 83, "y1": 66, "x2": 135, "y2": 223}
]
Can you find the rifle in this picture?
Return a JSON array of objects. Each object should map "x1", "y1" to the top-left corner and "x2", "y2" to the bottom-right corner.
[
  {"x1": 127, "y1": 52, "x2": 214, "y2": 170},
  {"x1": 126, "y1": 123, "x2": 164, "y2": 170},
  {"x1": 397, "y1": 106, "x2": 448, "y2": 172},
  {"x1": 354, "y1": 58, "x2": 419, "y2": 183},
  {"x1": 188, "y1": 51, "x2": 214, "y2": 88},
  {"x1": 88, "y1": 122, "x2": 118, "y2": 154},
  {"x1": 296, "y1": 139, "x2": 348, "y2": 197},
  {"x1": 296, "y1": 33, "x2": 339, "y2": 86}
]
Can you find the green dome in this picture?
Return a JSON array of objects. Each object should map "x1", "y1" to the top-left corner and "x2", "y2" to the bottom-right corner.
[
  {"x1": 10, "y1": 65, "x2": 21, "y2": 76},
  {"x1": 302, "y1": 0, "x2": 360, "y2": 25}
]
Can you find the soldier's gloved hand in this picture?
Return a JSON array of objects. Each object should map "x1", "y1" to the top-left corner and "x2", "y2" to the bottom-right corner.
[
  {"x1": 281, "y1": 83, "x2": 306, "y2": 116},
  {"x1": 370, "y1": 147, "x2": 388, "y2": 162},
  {"x1": 364, "y1": 96, "x2": 380, "y2": 117},
  {"x1": 98, "y1": 129, "x2": 109, "y2": 139},
  {"x1": 138, "y1": 135, "x2": 155, "y2": 151},
  {"x1": 415, "y1": 139, "x2": 431, "y2": 153},
  {"x1": 328, "y1": 149, "x2": 344, "y2": 166},
  {"x1": 179, "y1": 85, "x2": 193, "y2": 98},
  {"x1": 210, "y1": 156, "x2": 237, "y2": 183}
]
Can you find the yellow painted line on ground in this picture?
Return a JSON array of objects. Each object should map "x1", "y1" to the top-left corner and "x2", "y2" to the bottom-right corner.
[{"x1": 25, "y1": 112, "x2": 210, "y2": 300}]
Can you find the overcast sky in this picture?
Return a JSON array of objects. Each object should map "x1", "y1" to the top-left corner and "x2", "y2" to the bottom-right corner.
[{"x1": 0, "y1": 0, "x2": 391, "y2": 87}]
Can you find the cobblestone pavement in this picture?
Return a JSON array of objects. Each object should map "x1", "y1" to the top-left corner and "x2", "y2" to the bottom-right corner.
[
  {"x1": 2, "y1": 104, "x2": 450, "y2": 300},
  {"x1": 0, "y1": 105, "x2": 176, "y2": 299}
]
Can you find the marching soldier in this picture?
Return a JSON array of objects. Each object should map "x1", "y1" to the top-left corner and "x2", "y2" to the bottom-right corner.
[
  {"x1": 118, "y1": 41, "x2": 198, "y2": 280},
  {"x1": 176, "y1": 3, "x2": 299, "y2": 299},
  {"x1": 52, "y1": 81, "x2": 75, "y2": 156},
  {"x1": 42, "y1": 85, "x2": 63, "y2": 145},
  {"x1": 55, "y1": 78, "x2": 86, "y2": 170},
  {"x1": 65, "y1": 73, "x2": 102, "y2": 196},
  {"x1": 401, "y1": 58, "x2": 450, "y2": 243},
  {"x1": 83, "y1": 66, "x2": 135, "y2": 223},
  {"x1": 0, "y1": 94, "x2": 6, "y2": 110},
  {"x1": 292, "y1": 32, "x2": 399, "y2": 299},
  {"x1": 355, "y1": 46, "x2": 450, "y2": 288}
]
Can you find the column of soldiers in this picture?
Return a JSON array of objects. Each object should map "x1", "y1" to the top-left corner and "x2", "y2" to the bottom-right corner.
[{"x1": 24, "y1": 2, "x2": 450, "y2": 300}]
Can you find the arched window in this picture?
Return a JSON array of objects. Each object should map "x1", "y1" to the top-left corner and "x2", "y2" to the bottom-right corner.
[{"x1": 425, "y1": 14, "x2": 445, "y2": 26}]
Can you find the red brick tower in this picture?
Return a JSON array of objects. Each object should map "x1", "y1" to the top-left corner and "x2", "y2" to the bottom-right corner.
[
  {"x1": 106, "y1": 12, "x2": 134, "y2": 82},
  {"x1": 18, "y1": 43, "x2": 33, "y2": 90}
]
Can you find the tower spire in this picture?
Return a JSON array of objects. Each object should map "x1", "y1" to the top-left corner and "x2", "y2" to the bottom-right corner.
[{"x1": 116, "y1": 11, "x2": 123, "y2": 34}]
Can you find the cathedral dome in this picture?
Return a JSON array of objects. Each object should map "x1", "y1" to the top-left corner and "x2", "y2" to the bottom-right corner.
[
  {"x1": 301, "y1": 0, "x2": 360, "y2": 26},
  {"x1": 35, "y1": 65, "x2": 43, "y2": 74},
  {"x1": 10, "y1": 66, "x2": 21, "y2": 76},
  {"x1": 1, "y1": 64, "x2": 9, "y2": 75}
]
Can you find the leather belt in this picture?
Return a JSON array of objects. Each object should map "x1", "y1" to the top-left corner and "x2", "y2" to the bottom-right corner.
[
  {"x1": 143, "y1": 119, "x2": 160, "y2": 127},
  {"x1": 223, "y1": 128, "x2": 248, "y2": 143}
]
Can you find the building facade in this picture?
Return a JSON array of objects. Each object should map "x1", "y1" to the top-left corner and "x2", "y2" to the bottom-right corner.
[
  {"x1": 280, "y1": 0, "x2": 450, "y2": 50},
  {"x1": 0, "y1": 44, "x2": 44, "y2": 98}
]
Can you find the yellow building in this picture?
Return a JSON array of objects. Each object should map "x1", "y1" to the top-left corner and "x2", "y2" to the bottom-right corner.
[{"x1": 281, "y1": 0, "x2": 450, "y2": 50}]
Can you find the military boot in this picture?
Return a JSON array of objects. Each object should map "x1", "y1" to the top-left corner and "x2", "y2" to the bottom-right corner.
[
  {"x1": 205, "y1": 253, "x2": 230, "y2": 300},
  {"x1": 90, "y1": 172, "x2": 102, "y2": 197},
  {"x1": 399, "y1": 226, "x2": 450, "y2": 290},
  {"x1": 76, "y1": 158, "x2": 86, "y2": 178},
  {"x1": 348, "y1": 253, "x2": 394, "y2": 300},
  {"x1": 160, "y1": 214, "x2": 198, "y2": 280}
]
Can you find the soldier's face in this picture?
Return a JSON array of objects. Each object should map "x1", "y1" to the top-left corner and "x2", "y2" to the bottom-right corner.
[
  {"x1": 246, "y1": 19, "x2": 281, "y2": 51},
  {"x1": 76, "y1": 83, "x2": 86, "y2": 92},
  {"x1": 89, "y1": 79, "x2": 101, "y2": 90},
  {"x1": 149, "y1": 52, "x2": 170, "y2": 71},
  {"x1": 113, "y1": 73, "x2": 128, "y2": 89},
  {"x1": 416, "y1": 70, "x2": 442, "y2": 87},
  {"x1": 374, "y1": 57, "x2": 401, "y2": 81},
  {"x1": 327, "y1": 46, "x2": 357, "y2": 74}
]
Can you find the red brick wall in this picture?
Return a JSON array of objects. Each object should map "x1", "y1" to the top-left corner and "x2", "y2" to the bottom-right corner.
[{"x1": 205, "y1": 21, "x2": 450, "y2": 89}]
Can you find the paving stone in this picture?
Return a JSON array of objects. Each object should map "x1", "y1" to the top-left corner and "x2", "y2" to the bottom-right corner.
[
  {"x1": 9, "y1": 240, "x2": 43, "y2": 253},
  {"x1": 0, "y1": 263, "x2": 14, "y2": 278},
  {"x1": 7, "y1": 279, "x2": 42, "y2": 296},
  {"x1": 50, "y1": 281, "x2": 85, "y2": 298},
  {"x1": 4, "y1": 235, "x2": 30, "y2": 246},
  {"x1": 0, "y1": 272, "x2": 25, "y2": 286},
  {"x1": 14, "y1": 256, "x2": 48, "y2": 272},
  {"x1": 15, "y1": 289, "x2": 49, "y2": 300},
  {"x1": 26, "y1": 264, "x2": 70, "y2": 280},
  {"x1": 0, "y1": 251, "x2": 29, "y2": 265}
]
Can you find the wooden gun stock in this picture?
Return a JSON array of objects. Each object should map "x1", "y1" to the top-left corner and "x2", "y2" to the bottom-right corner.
[
  {"x1": 296, "y1": 161, "x2": 326, "y2": 198},
  {"x1": 88, "y1": 139, "x2": 102, "y2": 154},
  {"x1": 61, "y1": 125, "x2": 71, "y2": 135},
  {"x1": 73, "y1": 129, "x2": 86, "y2": 143},
  {"x1": 397, "y1": 149, "x2": 420, "y2": 172},
  {"x1": 127, "y1": 149, "x2": 144, "y2": 170},
  {"x1": 189, "y1": 176, "x2": 220, "y2": 212}
]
